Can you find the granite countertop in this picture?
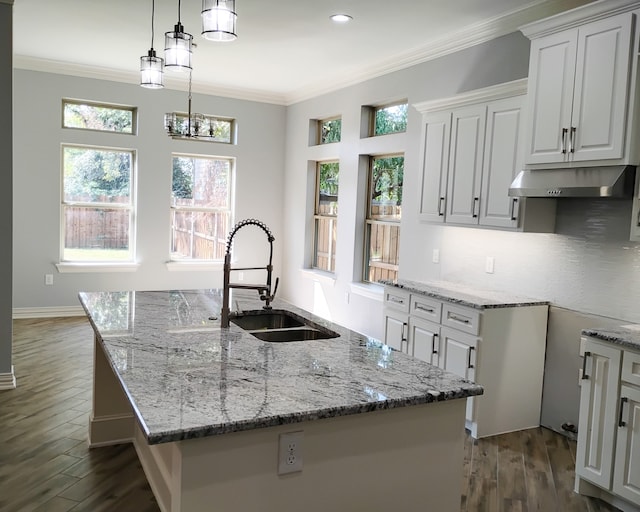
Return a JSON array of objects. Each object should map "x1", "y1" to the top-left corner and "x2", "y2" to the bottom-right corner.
[
  {"x1": 582, "y1": 325, "x2": 640, "y2": 352},
  {"x1": 380, "y1": 279, "x2": 549, "y2": 310},
  {"x1": 79, "y1": 289, "x2": 483, "y2": 445}
]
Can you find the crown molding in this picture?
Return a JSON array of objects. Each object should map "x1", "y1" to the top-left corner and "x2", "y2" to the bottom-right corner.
[{"x1": 13, "y1": 0, "x2": 592, "y2": 106}]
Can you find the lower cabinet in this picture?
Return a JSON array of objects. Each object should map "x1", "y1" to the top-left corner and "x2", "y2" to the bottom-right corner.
[
  {"x1": 576, "y1": 337, "x2": 640, "y2": 510},
  {"x1": 383, "y1": 285, "x2": 548, "y2": 438}
]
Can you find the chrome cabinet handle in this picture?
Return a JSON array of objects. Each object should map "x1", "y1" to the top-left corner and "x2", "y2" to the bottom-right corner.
[
  {"x1": 467, "y1": 346, "x2": 475, "y2": 369},
  {"x1": 619, "y1": 397, "x2": 629, "y2": 428},
  {"x1": 432, "y1": 333, "x2": 439, "y2": 354},
  {"x1": 401, "y1": 322, "x2": 407, "y2": 343},
  {"x1": 582, "y1": 351, "x2": 591, "y2": 379},
  {"x1": 415, "y1": 304, "x2": 434, "y2": 313},
  {"x1": 510, "y1": 198, "x2": 518, "y2": 221},
  {"x1": 438, "y1": 197, "x2": 445, "y2": 216},
  {"x1": 472, "y1": 197, "x2": 479, "y2": 218},
  {"x1": 569, "y1": 127, "x2": 576, "y2": 153},
  {"x1": 561, "y1": 127, "x2": 568, "y2": 154},
  {"x1": 449, "y1": 314, "x2": 470, "y2": 324},
  {"x1": 389, "y1": 296, "x2": 404, "y2": 304}
]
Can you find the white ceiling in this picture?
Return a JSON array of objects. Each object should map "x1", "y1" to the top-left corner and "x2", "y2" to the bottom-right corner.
[{"x1": 12, "y1": 0, "x2": 593, "y2": 105}]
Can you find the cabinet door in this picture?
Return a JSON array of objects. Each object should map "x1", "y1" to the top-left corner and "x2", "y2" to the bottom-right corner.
[
  {"x1": 384, "y1": 309, "x2": 408, "y2": 353},
  {"x1": 524, "y1": 29, "x2": 577, "y2": 164},
  {"x1": 445, "y1": 105, "x2": 486, "y2": 225},
  {"x1": 576, "y1": 340, "x2": 622, "y2": 490},
  {"x1": 408, "y1": 317, "x2": 440, "y2": 366},
  {"x1": 418, "y1": 111, "x2": 451, "y2": 223},
  {"x1": 440, "y1": 327, "x2": 478, "y2": 422},
  {"x1": 613, "y1": 384, "x2": 640, "y2": 506},
  {"x1": 479, "y1": 96, "x2": 523, "y2": 229},
  {"x1": 571, "y1": 13, "x2": 633, "y2": 162}
]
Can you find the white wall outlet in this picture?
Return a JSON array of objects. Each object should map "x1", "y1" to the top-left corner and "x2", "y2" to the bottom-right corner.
[
  {"x1": 278, "y1": 431, "x2": 303, "y2": 475},
  {"x1": 485, "y1": 256, "x2": 495, "y2": 274},
  {"x1": 344, "y1": 292, "x2": 350, "y2": 304},
  {"x1": 238, "y1": 272, "x2": 244, "y2": 281},
  {"x1": 432, "y1": 249, "x2": 440, "y2": 264},
  {"x1": 44, "y1": 274, "x2": 53, "y2": 286}
]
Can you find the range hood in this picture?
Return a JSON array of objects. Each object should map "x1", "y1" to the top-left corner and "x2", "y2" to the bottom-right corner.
[{"x1": 508, "y1": 165, "x2": 636, "y2": 198}]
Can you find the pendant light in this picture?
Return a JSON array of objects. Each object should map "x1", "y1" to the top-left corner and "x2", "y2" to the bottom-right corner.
[
  {"x1": 140, "y1": 0, "x2": 164, "y2": 88},
  {"x1": 201, "y1": 0, "x2": 237, "y2": 42},
  {"x1": 165, "y1": 0, "x2": 193, "y2": 72}
]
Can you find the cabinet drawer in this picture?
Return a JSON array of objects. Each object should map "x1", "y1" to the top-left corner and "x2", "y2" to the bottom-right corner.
[
  {"x1": 383, "y1": 288, "x2": 410, "y2": 313},
  {"x1": 410, "y1": 295, "x2": 442, "y2": 323},
  {"x1": 622, "y1": 349, "x2": 640, "y2": 387},
  {"x1": 441, "y1": 303, "x2": 481, "y2": 335}
]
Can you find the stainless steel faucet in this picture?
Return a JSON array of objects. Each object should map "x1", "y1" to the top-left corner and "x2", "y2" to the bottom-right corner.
[{"x1": 221, "y1": 219, "x2": 279, "y2": 328}]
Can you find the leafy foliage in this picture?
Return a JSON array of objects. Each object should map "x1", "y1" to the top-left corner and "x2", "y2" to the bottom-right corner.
[
  {"x1": 374, "y1": 103, "x2": 408, "y2": 136},
  {"x1": 371, "y1": 155, "x2": 404, "y2": 206},
  {"x1": 317, "y1": 161, "x2": 339, "y2": 215},
  {"x1": 63, "y1": 102, "x2": 133, "y2": 133},
  {"x1": 172, "y1": 157, "x2": 194, "y2": 199},
  {"x1": 320, "y1": 118, "x2": 341, "y2": 144},
  {"x1": 63, "y1": 147, "x2": 132, "y2": 201}
]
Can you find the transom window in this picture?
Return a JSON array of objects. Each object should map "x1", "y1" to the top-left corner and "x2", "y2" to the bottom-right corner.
[
  {"x1": 313, "y1": 161, "x2": 339, "y2": 272},
  {"x1": 364, "y1": 154, "x2": 403, "y2": 282},
  {"x1": 62, "y1": 145, "x2": 135, "y2": 262},
  {"x1": 318, "y1": 117, "x2": 342, "y2": 144},
  {"x1": 171, "y1": 154, "x2": 233, "y2": 261},
  {"x1": 372, "y1": 102, "x2": 408, "y2": 136},
  {"x1": 63, "y1": 99, "x2": 136, "y2": 134}
]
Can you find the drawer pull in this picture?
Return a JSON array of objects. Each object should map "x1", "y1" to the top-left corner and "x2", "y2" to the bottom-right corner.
[
  {"x1": 438, "y1": 197, "x2": 445, "y2": 216},
  {"x1": 561, "y1": 127, "x2": 568, "y2": 154},
  {"x1": 401, "y1": 323, "x2": 407, "y2": 343},
  {"x1": 467, "y1": 346, "x2": 475, "y2": 370},
  {"x1": 619, "y1": 397, "x2": 628, "y2": 428},
  {"x1": 388, "y1": 296, "x2": 405, "y2": 305},
  {"x1": 415, "y1": 304, "x2": 435, "y2": 314},
  {"x1": 432, "y1": 333, "x2": 439, "y2": 354},
  {"x1": 449, "y1": 314, "x2": 470, "y2": 324},
  {"x1": 582, "y1": 351, "x2": 591, "y2": 380}
]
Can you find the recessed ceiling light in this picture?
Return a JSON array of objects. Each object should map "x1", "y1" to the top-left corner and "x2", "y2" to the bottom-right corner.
[{"x1": 330, "y1": 14, "x2": 353, "y2": 23}]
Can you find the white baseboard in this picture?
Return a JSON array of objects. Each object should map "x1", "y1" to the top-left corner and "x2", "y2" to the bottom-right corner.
[
  {"x1": 13, "y1": 306, "x2": 85, "y2": 319},
  {"x1": 0, "y1": 365, "x2": 16, "y2": 390}
]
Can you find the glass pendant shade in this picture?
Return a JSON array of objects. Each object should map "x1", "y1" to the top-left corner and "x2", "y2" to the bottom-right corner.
[
  {"x1": 140, "y1": 50, "x2": 164, "y2": 89},
  {"x1": 201, "y1": 0, "x2": 237, "y2": 42},
  {"x1": 165, "y1": 22, "x2": 193, "y2": 71}
]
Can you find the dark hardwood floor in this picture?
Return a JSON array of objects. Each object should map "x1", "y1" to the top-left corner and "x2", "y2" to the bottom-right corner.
[{"x1": 0, "y1": 317, "x2": 620, "y2": 511}]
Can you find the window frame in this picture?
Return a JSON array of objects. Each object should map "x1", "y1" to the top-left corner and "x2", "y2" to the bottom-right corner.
[
  {"x1": 169, "y1": 153, "x2": 235, "y2": 263},
  {"x1": 312, "y1": 160, "x2": 339, "y2": 273},
  {"x1": 60, "y1": 143, "x2": 137, "y2": 264},
  {"x1": 363, "y1": 153, "x2": 404, "y2": 283},
  {"x1": 62, "y1": 99, "x2": 137, "y2": 135},
  {"x1": 369, "y1": 100, "x2": 408, "y2": 137},
  {"x1": 317, "y1": 116, "x2": 342, "y2": 145}
]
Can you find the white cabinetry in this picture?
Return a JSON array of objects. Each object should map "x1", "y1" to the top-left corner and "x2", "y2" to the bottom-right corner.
[
  {"x1": 522, "y1": 7, "x2": 637, "y2": 166},
  {"x1": 576, "y1": 337, "x2": 640, "y2": 511},
  {"x1": 383, "y1": 285, "x2": 548, "y2": 438},
  {"x1": 414, "y1": 81, "x2": 555, "y2": 232}
]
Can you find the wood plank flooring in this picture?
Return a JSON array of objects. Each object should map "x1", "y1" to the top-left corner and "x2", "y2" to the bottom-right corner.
[{"x1": 0, "y1": 317, "x2": 622, "y2": 511}]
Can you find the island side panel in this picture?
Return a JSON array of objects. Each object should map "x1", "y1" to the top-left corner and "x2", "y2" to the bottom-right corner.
[
  {"x1": 154, "y1": 399, "x2": 466, "y2": 512},
  {"x1": 89, "y1": 334, "x2": 135, "y2": 447}
]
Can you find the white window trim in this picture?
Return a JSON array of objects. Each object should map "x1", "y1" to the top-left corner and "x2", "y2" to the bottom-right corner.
[
  {"x1": 56, "y1": 262, "x2": 140, "y2": 273},
  {"x1": 166, "y1": 261, "x2": 224, "y2": 272},
  {"x1": 350, "y1": 281, "x2": 383, "y2": 301}
]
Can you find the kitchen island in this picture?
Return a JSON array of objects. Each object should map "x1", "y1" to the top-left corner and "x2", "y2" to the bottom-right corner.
[{"x1": 79, "y1": 288, "x2": 483, "y2": 512}]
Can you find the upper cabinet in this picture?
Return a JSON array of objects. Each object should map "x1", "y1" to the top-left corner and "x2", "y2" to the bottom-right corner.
[
  {"x1": 414, "y1": 80, "x2": 556, "y2": 232},
  {"x1": 522, "y1": 3, "x2": 639, "y2": 166}
]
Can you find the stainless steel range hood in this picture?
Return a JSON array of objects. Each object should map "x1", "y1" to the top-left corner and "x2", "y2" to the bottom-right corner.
[{"x1": 508, "y1": 165, "x2": 636, "y2": 198}]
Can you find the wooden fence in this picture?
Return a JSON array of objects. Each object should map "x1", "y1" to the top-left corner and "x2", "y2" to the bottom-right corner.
[
  {"x1": 64, "y1": 206, "x2": 129, "y2": 249},
  {"x1": 171, "y1": 210, "x2": 230, "y2": 259}
]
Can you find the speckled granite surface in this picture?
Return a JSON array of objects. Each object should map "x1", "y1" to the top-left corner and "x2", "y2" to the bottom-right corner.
[
  {"x1": 380, "y1": 279, "x2": 549, "y2": 310},
  {"x1": 79, "y1": 289, "x2": 483, "y2": 445},
  {"x1": 582, "y1": 325, "x2": 640, "y2": 351}
]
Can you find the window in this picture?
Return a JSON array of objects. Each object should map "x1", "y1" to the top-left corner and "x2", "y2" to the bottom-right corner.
[
  {"x1": 313, "y1": 161, "x2": 339, "y2": 272},
  {"x1": 318, "y1": 117, "x2": 341, "y2": 144},
  {"x1": 171, "y1": 154, "x2": 233, "y2": 261},
  {"x1": 62, "y1": 145, "x2": 135, "y2": 262},
  {"x1": 372, "y1": 102, "x2": 408, "y2": 136},
  {"x1": 63, "y1": 99, "x2": 136, "y2": 134},
  {"x1": 364, "y1": 154, "x2": 403, "y2": 282}
]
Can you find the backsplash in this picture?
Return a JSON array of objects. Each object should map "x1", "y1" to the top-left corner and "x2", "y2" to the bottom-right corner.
[{"x1": 410, "y1": 199, "x2": 640, "y2": 323}]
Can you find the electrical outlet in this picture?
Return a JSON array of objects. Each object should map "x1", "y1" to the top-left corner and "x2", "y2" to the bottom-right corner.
[
  {"x1": 485, "y1": 256, "x2": 495, "y2": 274},
  {"x1": 278, "y1": 431, "x2": 303, "y2": 475},
  {"x1": 432, "y1": 249, "x2": 440, "y2": 264},
  {"x1": 344, "y1": 292, "x2": 350, "y2": 304},
  {"x1": 45, "y1": 274, "x2": 53, "y2": 286},
  {"x1": 238, "y1": 272, "x2": 244, "y2": 281}
]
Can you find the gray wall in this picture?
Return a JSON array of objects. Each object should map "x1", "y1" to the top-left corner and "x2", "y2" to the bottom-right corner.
[
  {"x1": 1, "y1": 1, "x2": 12, "y2": 376},
  {"x1": 12, "y1": 69, "x2": 286, "y2": 310},
  {"x1": 282, "y1": 31, "x2": 640, "y2": 341}
]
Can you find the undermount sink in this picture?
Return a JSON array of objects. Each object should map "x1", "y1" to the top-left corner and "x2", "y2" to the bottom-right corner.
[
  {"x1": 230, "y1": 310, "x2": 305, "y2": 330},
  {"x1": 230, "y1": 309, "x2": 339, "y2": 342},
  {"x1": 250, "y1": 328, "x2": 339, "y2": 342}
]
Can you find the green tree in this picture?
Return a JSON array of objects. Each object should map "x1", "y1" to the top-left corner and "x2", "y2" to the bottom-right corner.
[
  {"x1": 374, "y1": 104, "x2": 407, "y2": 136},
  {"x1": 371, "y1": 156, "x2": 403, "y2": 206},
  {"x1": 64, "y1": 148, "x2": 131, "y2": 200},
  {"x1": 172, "y1": 157, "x2": 194, "y2": 199}
]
